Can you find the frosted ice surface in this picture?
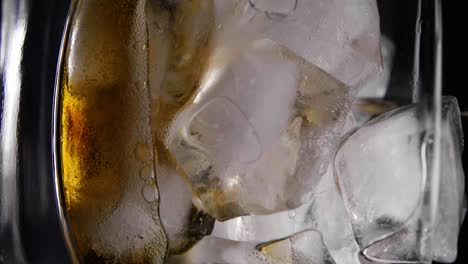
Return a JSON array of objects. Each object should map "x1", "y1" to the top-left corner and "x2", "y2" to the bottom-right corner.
[
  {"x1": 337, "y1": 104, "x2": 429, "y2": 263},
  {"x1": 213, "y1": 0, "x2": 382, "y2": 88},
  {"x1": 212, "y1": 161, "x2": 360, "y2": 263},
  {"x1": 335, "y1": 105, "x2": 424, "y2": 248},
  {"x1": 335, "y1": 98, "x2": 466, "y2": 263},
  {"x1": 167, "y1": 39, "x2": 351, "y2": 220},
  {"x1": 361, "y1": 212, "x2": 431, "y2": 263},
  {"x1": 168, "y1": 230, "x2": 336, "y2": 264}
]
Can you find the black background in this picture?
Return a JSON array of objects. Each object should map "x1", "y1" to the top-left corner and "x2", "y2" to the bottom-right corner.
[{"x1": 441, "y1": 1, "x2": 467, "y2": 262}]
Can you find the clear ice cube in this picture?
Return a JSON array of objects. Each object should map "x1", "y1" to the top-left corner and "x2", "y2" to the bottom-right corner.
[
  {"x1": 212, "y1": 147, "x2": 360, "y2": 263},
  {"x1": 336, "y1": 97, "x2": 466, "y2": 263},
  {"x1": 167, "y1": 39, "x2": 351, "y2": 220},
  {"x1": 335, "y1": 105, "x2": 424, "y2": 249}
]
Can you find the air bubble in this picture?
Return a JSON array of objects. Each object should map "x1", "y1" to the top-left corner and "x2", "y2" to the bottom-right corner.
[
  {"x1": 288, "y1": 209, "x2": 296, "y2": 219},
  {"x1": 139, "y1": 165, "x2": 155, "y2": 181},
  {"x1": 142, "y1": 184, "x2": 158, "y2": 203}
]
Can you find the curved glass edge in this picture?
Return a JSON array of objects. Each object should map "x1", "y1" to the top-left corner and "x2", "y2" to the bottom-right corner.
[{"x1": 52, "y1": 0, "x2": 81, "y2": 263}]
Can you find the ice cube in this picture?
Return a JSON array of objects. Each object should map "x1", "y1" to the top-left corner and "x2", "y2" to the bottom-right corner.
[
  {"x1": 167, "y1": 39, "x2": 351, "y2": 220},
  {"x1": 432, "y1": 97, "x2": 465, "y2": 263},
  {"x1": 212, "y1": 161, "x2": 360, "y2": 264},
  {"x1": 169, "y1": 230, "x2": 335, "y2": 264},
  {"x1": 335, "y1": 104, "x2": 425, "y2": 249},
  {"x1": 157, "y1": 165, "x2": 215, "y2": 254},
  {"x1": 213, "y1": 0, "x2": 382, "y2": 88},
  {"x1": 336, "y1": 98, "x2": 466, "y2": 263}
]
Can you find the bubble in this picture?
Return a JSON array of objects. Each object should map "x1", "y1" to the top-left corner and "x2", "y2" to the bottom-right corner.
[
  {"x1": 288, "y1": 209, "x2": 296, "y2": 219},
  {"x1": 142, "y1": 184, "x2": 158, "y2": 203},
  {"x1": 139, "y1": 164, "x2": 155, "y2": 181}
]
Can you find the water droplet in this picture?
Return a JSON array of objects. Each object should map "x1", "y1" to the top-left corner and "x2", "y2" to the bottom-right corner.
[
  {"x1": 142, "y1": 184, "x2": 158, "y2": 203},
  {"x1": 288, "y1": 209, "x2": 296, "y2": 219},
  {"x1": 134, "y1": 142, "x2": 151, "y2": 161},
  {"x1": 139, "y1": 165, "x2": 154, "y2": 181}
]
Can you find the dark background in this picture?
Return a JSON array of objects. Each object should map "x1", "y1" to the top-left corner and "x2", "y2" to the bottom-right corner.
[{"x1": 1, "y1": 0, "x2": 467, "y2": 263}]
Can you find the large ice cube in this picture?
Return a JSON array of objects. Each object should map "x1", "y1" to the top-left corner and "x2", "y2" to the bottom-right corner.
[
  {"x1": 212, "y1": 162, "x2": 360, "y2": 263},
  {"x1": 335, "y1": 97, "x2": 466, "y2": 263},
  {"x1": 335, "y1": 105, "x2": 424, "y2": 249},
  {"x1": 168, "y1": 230, "x2": 336, "y2": 264},
  {"x1": 167, "y1": 39, "x2": 351, "y2": 220},
  {"x1": 213, "y1": 0, "x2": 382, "y2": 88},
  {"x1": 432, "y1": 97, "x2": 465, "y2": 263}
]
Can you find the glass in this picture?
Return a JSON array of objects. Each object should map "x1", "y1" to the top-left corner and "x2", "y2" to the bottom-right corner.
[
  {"x1": 0, "y1": 0, "x2": 464, "y2": 263},
  {"x1": 1, "y1": 0, "x2": 73, "y2": 263}
]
